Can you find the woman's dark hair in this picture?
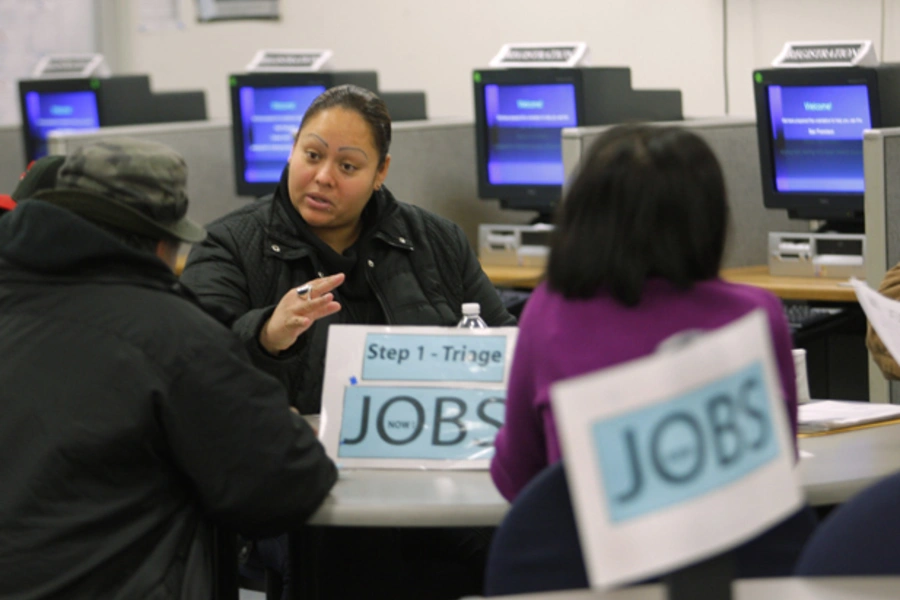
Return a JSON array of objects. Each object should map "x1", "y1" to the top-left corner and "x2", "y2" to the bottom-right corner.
[
  {"x1": 547, "y1": 124, "x2": 729, "y2": 306},
  {"x1": 298, "y1": 84, "x2": 392, "y2": 167}
]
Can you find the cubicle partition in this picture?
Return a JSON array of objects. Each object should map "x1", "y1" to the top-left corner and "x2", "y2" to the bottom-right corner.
[
  {"x1": 863, "y1": 127, "x2": 900, "y2": 404},
  {"x1": 562, "y1": 118, "x2": 808, "y2": 268},
  {"x1": 385, "y1": 118, "x2": 535, "y2": 244},
  {"x1": 0, "y1": 125, "x2": 26, "y2": 193},
  {"x1": 47, "y1": 118, "x2": 533, "y2": 250},
  {"x1": 48, "y1": 120, "x2": 246, "y2": 232}
]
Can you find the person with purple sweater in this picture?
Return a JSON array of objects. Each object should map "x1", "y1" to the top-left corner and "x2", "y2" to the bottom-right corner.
[{"x1": 490, "y1": 124, "x2": 798, "y2": 503}]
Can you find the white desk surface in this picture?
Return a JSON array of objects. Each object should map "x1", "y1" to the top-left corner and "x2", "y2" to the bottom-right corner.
[
  {"x1": 305, "y1": 420, "x2": 900, "y2": 528},
  {"x1": 464, "y1": 577, "x2": 900, "y2": 599},
  {"x1": 798, "y1": 419, "x2": 900, "y2": 506},
  {"x1": 307, "y1": 468, "x2": 508, "y2": 527}
]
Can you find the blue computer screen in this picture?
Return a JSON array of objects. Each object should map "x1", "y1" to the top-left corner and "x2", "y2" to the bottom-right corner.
[
  {"x1": 483, "y1": 83, "x2": 578, "y2": 186},
  {"x1": 24, "y1": 90, "x2": 100, "y2": 160},
  {"x1": 237, "y1": 85, "x2": 327, "y2": 184},
  {"x1": 767, "y1": 84, "x2": 872, "y2": 193}
]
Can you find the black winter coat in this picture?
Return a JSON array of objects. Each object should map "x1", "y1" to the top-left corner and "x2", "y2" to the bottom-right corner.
[
  {"x1": 181, "y1": 184, "x2": 515, "y2": 413},
  {"x1": 0, "y1": 200, "x2": 337, "y2": 599}
]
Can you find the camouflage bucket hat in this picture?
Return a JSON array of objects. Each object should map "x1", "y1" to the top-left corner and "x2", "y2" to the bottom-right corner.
[{"x1": 36, "y1": 138, "x2": 206, "y2": 243}]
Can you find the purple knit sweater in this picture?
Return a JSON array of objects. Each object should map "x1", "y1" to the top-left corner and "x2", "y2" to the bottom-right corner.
[{"x1": 490, "y1": 278, "x2": 798, "y2": 502}]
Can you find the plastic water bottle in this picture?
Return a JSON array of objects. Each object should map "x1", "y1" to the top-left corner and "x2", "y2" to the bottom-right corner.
[{"x1": 457, "y1": 302, "x2": 488, "y2": 328}]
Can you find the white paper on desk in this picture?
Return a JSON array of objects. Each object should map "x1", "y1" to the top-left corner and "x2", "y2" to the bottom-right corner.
[
  {"x1": 319, "y1": 324, "x2": 518, "y2": 470},
  {"x1": 851, "y1": 277, "x2": 900, "y2": 366},
  {"x1": 798, "y1": 400, "x2": 900, "y2": 433},
  {"x1": 553, "y1": 310, "x2": 802, "y2": 589}
]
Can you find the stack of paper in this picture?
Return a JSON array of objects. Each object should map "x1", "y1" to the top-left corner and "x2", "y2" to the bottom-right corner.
[{"x1": 798, "y1": 400, "x2": 900, "y2": 433}]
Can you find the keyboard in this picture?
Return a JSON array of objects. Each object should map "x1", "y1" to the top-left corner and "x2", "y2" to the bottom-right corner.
[{"x1": 782, "y1": 301, "x2": 846, "y2": 333}]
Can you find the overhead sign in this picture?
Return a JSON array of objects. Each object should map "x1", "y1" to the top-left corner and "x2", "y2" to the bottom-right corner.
[
  {"x1": 320, "y1": 324, "x2": 518, "y2": 469},
  {"x1": 32, "y1": 54, "x2": 109, "y2": 79},
  {"x1": 246, "y1": 48, "x2": 332, "y2": 72},
  {"x1": 553, "y1": 310, "x2": 801, "y2": 589},
  {"x1": 772, "y1": 40, "x2": 877, "y2": 68},
  {"x1": 489, "y1": 42, "x2": 590, "y2": 68}
]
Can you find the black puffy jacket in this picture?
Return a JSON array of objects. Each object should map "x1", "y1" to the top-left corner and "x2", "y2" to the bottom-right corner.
[
  {"x1": 181, "y1": 184, "x2": 515, "y2": 413},
  {"x1": 0, "y1": 200, "x2": 337, "y2": 600}
]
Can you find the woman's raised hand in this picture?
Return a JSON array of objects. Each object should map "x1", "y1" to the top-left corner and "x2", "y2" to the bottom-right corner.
[{"x1": 259, "y1": 273, "x2": 345, "y2": 355}]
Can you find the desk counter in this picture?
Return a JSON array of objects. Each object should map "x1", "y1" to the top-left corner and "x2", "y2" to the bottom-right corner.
[
  {"x1": 306, "y1": 418, "x2": 900, "y2": 531},
  {"x1": 468, "y1": 577, "x2": 900, "y2": 599},
  {"x1": 720, "y1": 265, "x2": 856, "y2": 303},
  {"x1": 179, "y1": 257, "x2": 853, "y2": 303},
  {"x1": 481, "y1": 264, "x2": 545, "y2": 289},
  {"x1": 482, "y1": 263, "x2": 857, "y2": 303},
  {"x1": 797, "y1": 419, "x2": 900, "y2": 507},
  {"x1": 307, "y1": 469, "x2": 507, "y2": 527}
]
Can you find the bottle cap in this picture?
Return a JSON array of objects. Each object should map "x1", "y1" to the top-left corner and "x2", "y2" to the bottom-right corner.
[{"x1": 461, "y1": 302, "x2": 481, "y2": 315}]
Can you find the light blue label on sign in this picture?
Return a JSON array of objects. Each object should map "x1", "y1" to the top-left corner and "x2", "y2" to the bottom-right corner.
[
  {"x1": 591, "y1": 361, "x2": 780, "y2": 523},
  {"x1": 338, "y1": 386, "x2": 505, "y2": 460},
  {"x1": 362, "y1": 333, "x2": 507, "y2": 382}
]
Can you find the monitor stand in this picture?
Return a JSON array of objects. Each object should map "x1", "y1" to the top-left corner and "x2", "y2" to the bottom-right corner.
[
  {"x1": 785, "y1": 210, "x2": 864, "y2": 235},
  {"x1": 815, "y1": 221, "x2": 864, "y2": 235},
  {"x1": 530, "y1": 214, "x2": 554, "y2": 225}
]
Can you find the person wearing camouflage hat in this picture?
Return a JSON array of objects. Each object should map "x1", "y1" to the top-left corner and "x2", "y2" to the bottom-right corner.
[
  {"x1": 37, "y1": 139, "x2": 207, "y2": 246},
  {"x1": 0, "y1": 138, "x2": 336, "y2": 599}
]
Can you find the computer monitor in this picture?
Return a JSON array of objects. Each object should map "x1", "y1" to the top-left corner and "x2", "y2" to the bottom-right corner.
[
  {"x1": 473, "y1": 67, "x2": 683, "y2": 221},
  {"x1": 229, "y1": 71, "x2": 379, "y2": 197},
  {"x1": 18, "y1": 75, "x2": 207, "y2": 167},
  {"x1": 18, "y1": 79, "x2": 100, "y2": 164},
  {"x1": 753, "y1": 66, "x2": 900, "y2": 230},
  {"x1": 473, "y1": 69, "x2": 583, "y2": 220}
]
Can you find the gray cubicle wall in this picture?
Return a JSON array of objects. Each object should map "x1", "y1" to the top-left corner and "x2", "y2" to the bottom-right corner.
[
  {"x1": 0, "y1": 125, "x2": 26, "y2": 194},
  {"x1": 561, "y1": 118, "x2": 808, "y2": 268},
  {"x1": 863, "y1": 127, "x2": 900, "y2": 404},
  {"x1": 385, "y1": 119, "x2": 535, "y2": 244},
  {"x1": 48, "y1": 118, "x2": 533, "y2": 250},
  {"x1": 47, "y1": 120, "x2": 246, "y2": 232}
]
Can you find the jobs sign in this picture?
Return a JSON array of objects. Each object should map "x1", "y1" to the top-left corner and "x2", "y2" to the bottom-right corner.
[
  {"x1": 337, "y1": 387, "x2": 504, "y2": 460},
  {"x1": 553, "y1": 311, "x2": 802, "y2": 589},
  {"x1": 319, "y1": 325, "x2": 518, "y2": 469}
]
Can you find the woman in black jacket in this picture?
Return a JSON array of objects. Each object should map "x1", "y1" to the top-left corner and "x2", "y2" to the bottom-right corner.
[
  {"x1": 181, "y1": 84, "x2": 514, "y2": 414},
  {"x1": 181, "y1": 84, "x2": 513, "y2": 599}
]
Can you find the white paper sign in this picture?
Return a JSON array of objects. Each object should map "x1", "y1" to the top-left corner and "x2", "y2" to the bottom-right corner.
[
  {"x1": 489, "y1": 42, "x2": 590, "y2": 68},
  {"x1": 552, "y1": 311, "x2": 801, "y2": 589},
  {"x1": 319, "y1": 324, "x2": 518, "y2": 469},
  {"x1": 31, "y1": 54, "x2": 109, "y2": 79},
  {"x1": 245, "y1": 49, "x2": 332, "y2": 72},
  {"x1": 851, "y1": 277, "x2": 900, "y2": 362}
]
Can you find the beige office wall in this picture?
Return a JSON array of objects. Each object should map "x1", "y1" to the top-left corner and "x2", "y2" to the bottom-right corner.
[
  {"x1": 102, "y1": 0, "x2": 900, "y2": 124},
  {"x1": 726, "y1": 0, "x2": 892, "y2": 116},
  {"x1": 3, "y1": 1, "x2": 900, "y2": 125},
  {"x1": 104, "y1": 0, "x2": 724, "y2": 120}
]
